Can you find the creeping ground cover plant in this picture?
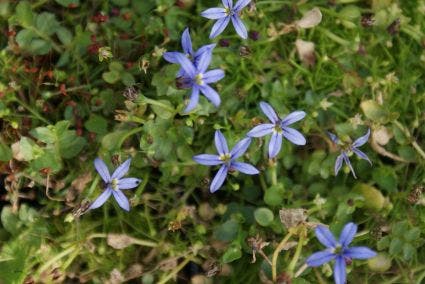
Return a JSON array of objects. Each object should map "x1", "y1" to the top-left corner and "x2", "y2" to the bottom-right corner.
[{"x1": 0, "y1": 0, "x2": 424, "y2": 283}]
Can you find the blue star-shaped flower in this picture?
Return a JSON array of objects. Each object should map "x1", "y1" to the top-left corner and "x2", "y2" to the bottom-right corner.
[
  {"x1": 306, "y1": 222, "x2": 377, "y2": 284},
  {"x1": 169, "y1": 51, "x2": 224, "y2": 112},
  {"x1": 193, "y1": 130, "x2": 259, "y2": 193},
  {"x1": 201, "y1": 0, "x2": 251, "y2": 39},
  {"x1": 247, "y1": 101, "x2": 306, "y2": 158},
  {"x1": 90, "y1": 158, "x2": 141, "y2": 211},
  {"x1": 328, "y1": 129, "x2": 372, "y2": 178},
  {"x1": 163, "y1": 28, "x2": 216, "y2": 77}
]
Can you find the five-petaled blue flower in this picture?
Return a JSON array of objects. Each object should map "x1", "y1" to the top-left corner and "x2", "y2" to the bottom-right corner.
[
  {"x1": 247, "y1": 101, "x2": 306, "y2": 158},
  {"x1": 201, "y1": 0, "x2": 251, "y2": 39},
  {"x1": 90, "y1": 158, "x2": 141, "y2": 212},
  {"x1": 163, "y1": 28, "x2": 216, "y2": 78},
  {"x1": 168, "y1": 50, "x2": 224, "y2": 112},
  {"x1": 306, "y1": 222, "x2": 377, "y2": 284},
  {"x1": 328, "y1": 129, "x2": 371, "y2": 178},
  {"x1": 193, "y1": 130, "x2": 259, "y2": 193}
]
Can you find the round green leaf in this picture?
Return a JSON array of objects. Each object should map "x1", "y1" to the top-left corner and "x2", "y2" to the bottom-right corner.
[{"x1": 254, "y1": 208, "x2": 274, "y2": 227}]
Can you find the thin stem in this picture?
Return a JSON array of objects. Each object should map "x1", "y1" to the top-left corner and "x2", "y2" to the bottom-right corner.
[
  {"x1": 288, "y1": 233, "x2": 305, "y2": 275},
  {"x1": 270, "y1": 161, "x2": 278, "y2": 186},
  {"x1": 158, "y1": 255, "x2": 194, "y2": 284},
  {"x1": 272, "y1": 232, "x2": 293, "y2": 282},
  {"x1": 13, "y1": 97, "x2": 50, "y2": 124},
  {"x1": 118, "y1": 127, "x2": 144, "y2": 149}
]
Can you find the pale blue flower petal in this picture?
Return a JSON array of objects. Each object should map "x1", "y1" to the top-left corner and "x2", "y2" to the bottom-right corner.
[
  {"x1": 352, "y1": 148, "x2": 372, "y2": 165},
  {"x1": 193, "y1": 154, "x2": 223, "y2": 166},
  {"x1": 281, "y1": 111, "x2": 306, "y2": 126},
  {"x1": 315, "y1": 225, "x2": 337, "y2": 248},
  {"x1": 112, "y1": 190, "x2": 130, "y2": 211},
  {"x1": 203, "y1": 69, "x2": 225, "y2": 84},
  {"x1": 342, "y1": 152, "x2": 356, "y2": 178},
  {"x1": 214, "y1": 130, "x2": 229, "y2": 155},
  {"x1": 94, "y1": 158, "x2": 111, "y2": 182},
  {"x1": 230, "y1": 137, "x2": 252, "y2": 159},
  {"x1": 111, "y1": 158, "x2": 131, "y2": 179},
  {"x1": 199, "y1": 84, "x2": 221, "y2": 107},
  {"x1": 118, "y1": 178, "x2": 141, "y2": 190},
  {"x1": 306, "y1": 250, "x2": 336, "y2": 267},
  {"x1": 222, "y1": 0, "x2": 233, "y2": 8},
  {"x1": 234, "y1": 0, "x2": 250, "y2": 11},
  {"x1": 181, "y1": 28, "x2": 193, "y2": 55},
  {"x1": 328, "y1": 132, "x2": 339, "y2": 144},
  {"x1": 344, "y1": 247, "x2": 377, "y2": 260},
  {"x1": 184, "y1": 86, "x2": 200, "y2": 113},
  {"x1": 231, "y1": 15, "x2": 247, "y2": 39},
  {"x1": 209, "y1": 16, "x2": 231, "y2": 39},
  {"x1": 173, "y1": 53, "x2": 197, "y2": 78},
  {"x1": 352, "y1": 128, "x2": 370, "y2": 148},
  {"x1": 259, "y1": 101, "x2": 279, "y2": 123},
  {"x1": 231, "y1": 161, "x2": 259, "y2": 175},
  {"x1": 196, "y1": 50, "x2": 212, "y2": 73},
  {"x1": 269, "y1": 132, "x2": 282, "y2": 158},
  {"x1": 339, "y1": 222, "x2": 357, "y2": 247},
  {"x1": 210, "y1": 165, "x2": 228, "y2": 193},
  {"x1": 163, "y1": 51, "x2": 186, "y2": 64},
  {"x1": 194, "y1": 44, "x2": 216, "y2": 64},
  {"x1": 334, "y1": 153, "x2": 344, "y2": 176},
  {"x1": 334, "y1": 256, "x2": 347, "y2": 284},
  {"x1": 282, "y1": 127, "x2": 306, "y2": 145},
  {"x1": 246, "y1": 124, "x2": 274, "y2": 137},
  {"x1": 89, "y1": 187, "x2": 112, "y2": 210},
  {"x1": 201, "y1": 7, "x2": 227, "y2": 19}
]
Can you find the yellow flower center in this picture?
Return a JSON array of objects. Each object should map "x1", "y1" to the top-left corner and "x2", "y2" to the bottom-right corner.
[
  {"x1": 111, "y1": 178, "x2": 119, "y2": 190},
  {"x1": 273, "y1": 124, "x2": 282, "y2": 133},
  {"x1": 195, "y1": 73, "x2": 204, "y2": 85},
  {"x1": 219, "y1": 153, "x2": 231, "y2": 163}
]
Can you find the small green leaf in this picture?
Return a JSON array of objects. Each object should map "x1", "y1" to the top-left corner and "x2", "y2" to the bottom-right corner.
[
  {"x1": 264, "y1": 184, "x2": 284, "y2": 207},
  {"x1": 372, "y1": 166, "x2": 398, "y2": 193},
  {"x1": 213, "y1": 220, "x2": 239, "y2": 241},
  {"x1": 30, "y1": 127, "x2": 56, "y2": 144},
  {"x1": 58, "y1": 132, "x2": 86, "y2": 159},
  {"x1": 361, "y1": 100, "x2": 389, "y2": 123},
  {"x1": 389, "y1": 238, "x2": 403, "y2": 256},
  {"x1": 29, "y1": 39, "x2": 52, "y2": 55},
  {"x1": 150, "y1": 100, "x2": 175, "y2": 120},
  {"x1": 101, "y1": 130, "x2": 127, "y2": 151},
  {"x1": 85, "y1": 115, "x2": 108, "y2": 135},
  {"x1": 102, "y1": 71, "x2": 121, "y2": 84},
  {"x1": 222, "y1": 243, "x2": 242, "y2": 263},
  {"x1": 0, "y1": 143, "x2": 12, "y2": 161},
  {"x1": 15, "y1": 1, "x2": 34, "y2": 26},
  {"x1": 36, "y1": 12, "x2": 59, "y2": 36},
  {"x1": 404, "y1": 228, "x2": 421, "y2": 242},
  {"x1": 56, "y1": 27, "x2": 73, "y2": 45},
  {"x1": 402, "y1": 243, "x2": 415, "y2": 261},
  {"x1": 121, "y1": 72, "x2": 136, "y2": 87},
  {"x1": 1, "y1": 207, "x2": 20, "y2": 235},
  {"x1": 254, "y1": 208, "x2": 274, "y2": 227}
]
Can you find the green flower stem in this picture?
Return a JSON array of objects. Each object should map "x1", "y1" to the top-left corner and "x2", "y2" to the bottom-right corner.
[
  {"x1": 272, "y1": 232, "x2": 293, "y2": 282},
  {"x1": 288, "y1": 232, "x2": 306, "y2": 276},
  {"x1": 270, "y1": 161, "x2": 277, "y2": 186}
]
